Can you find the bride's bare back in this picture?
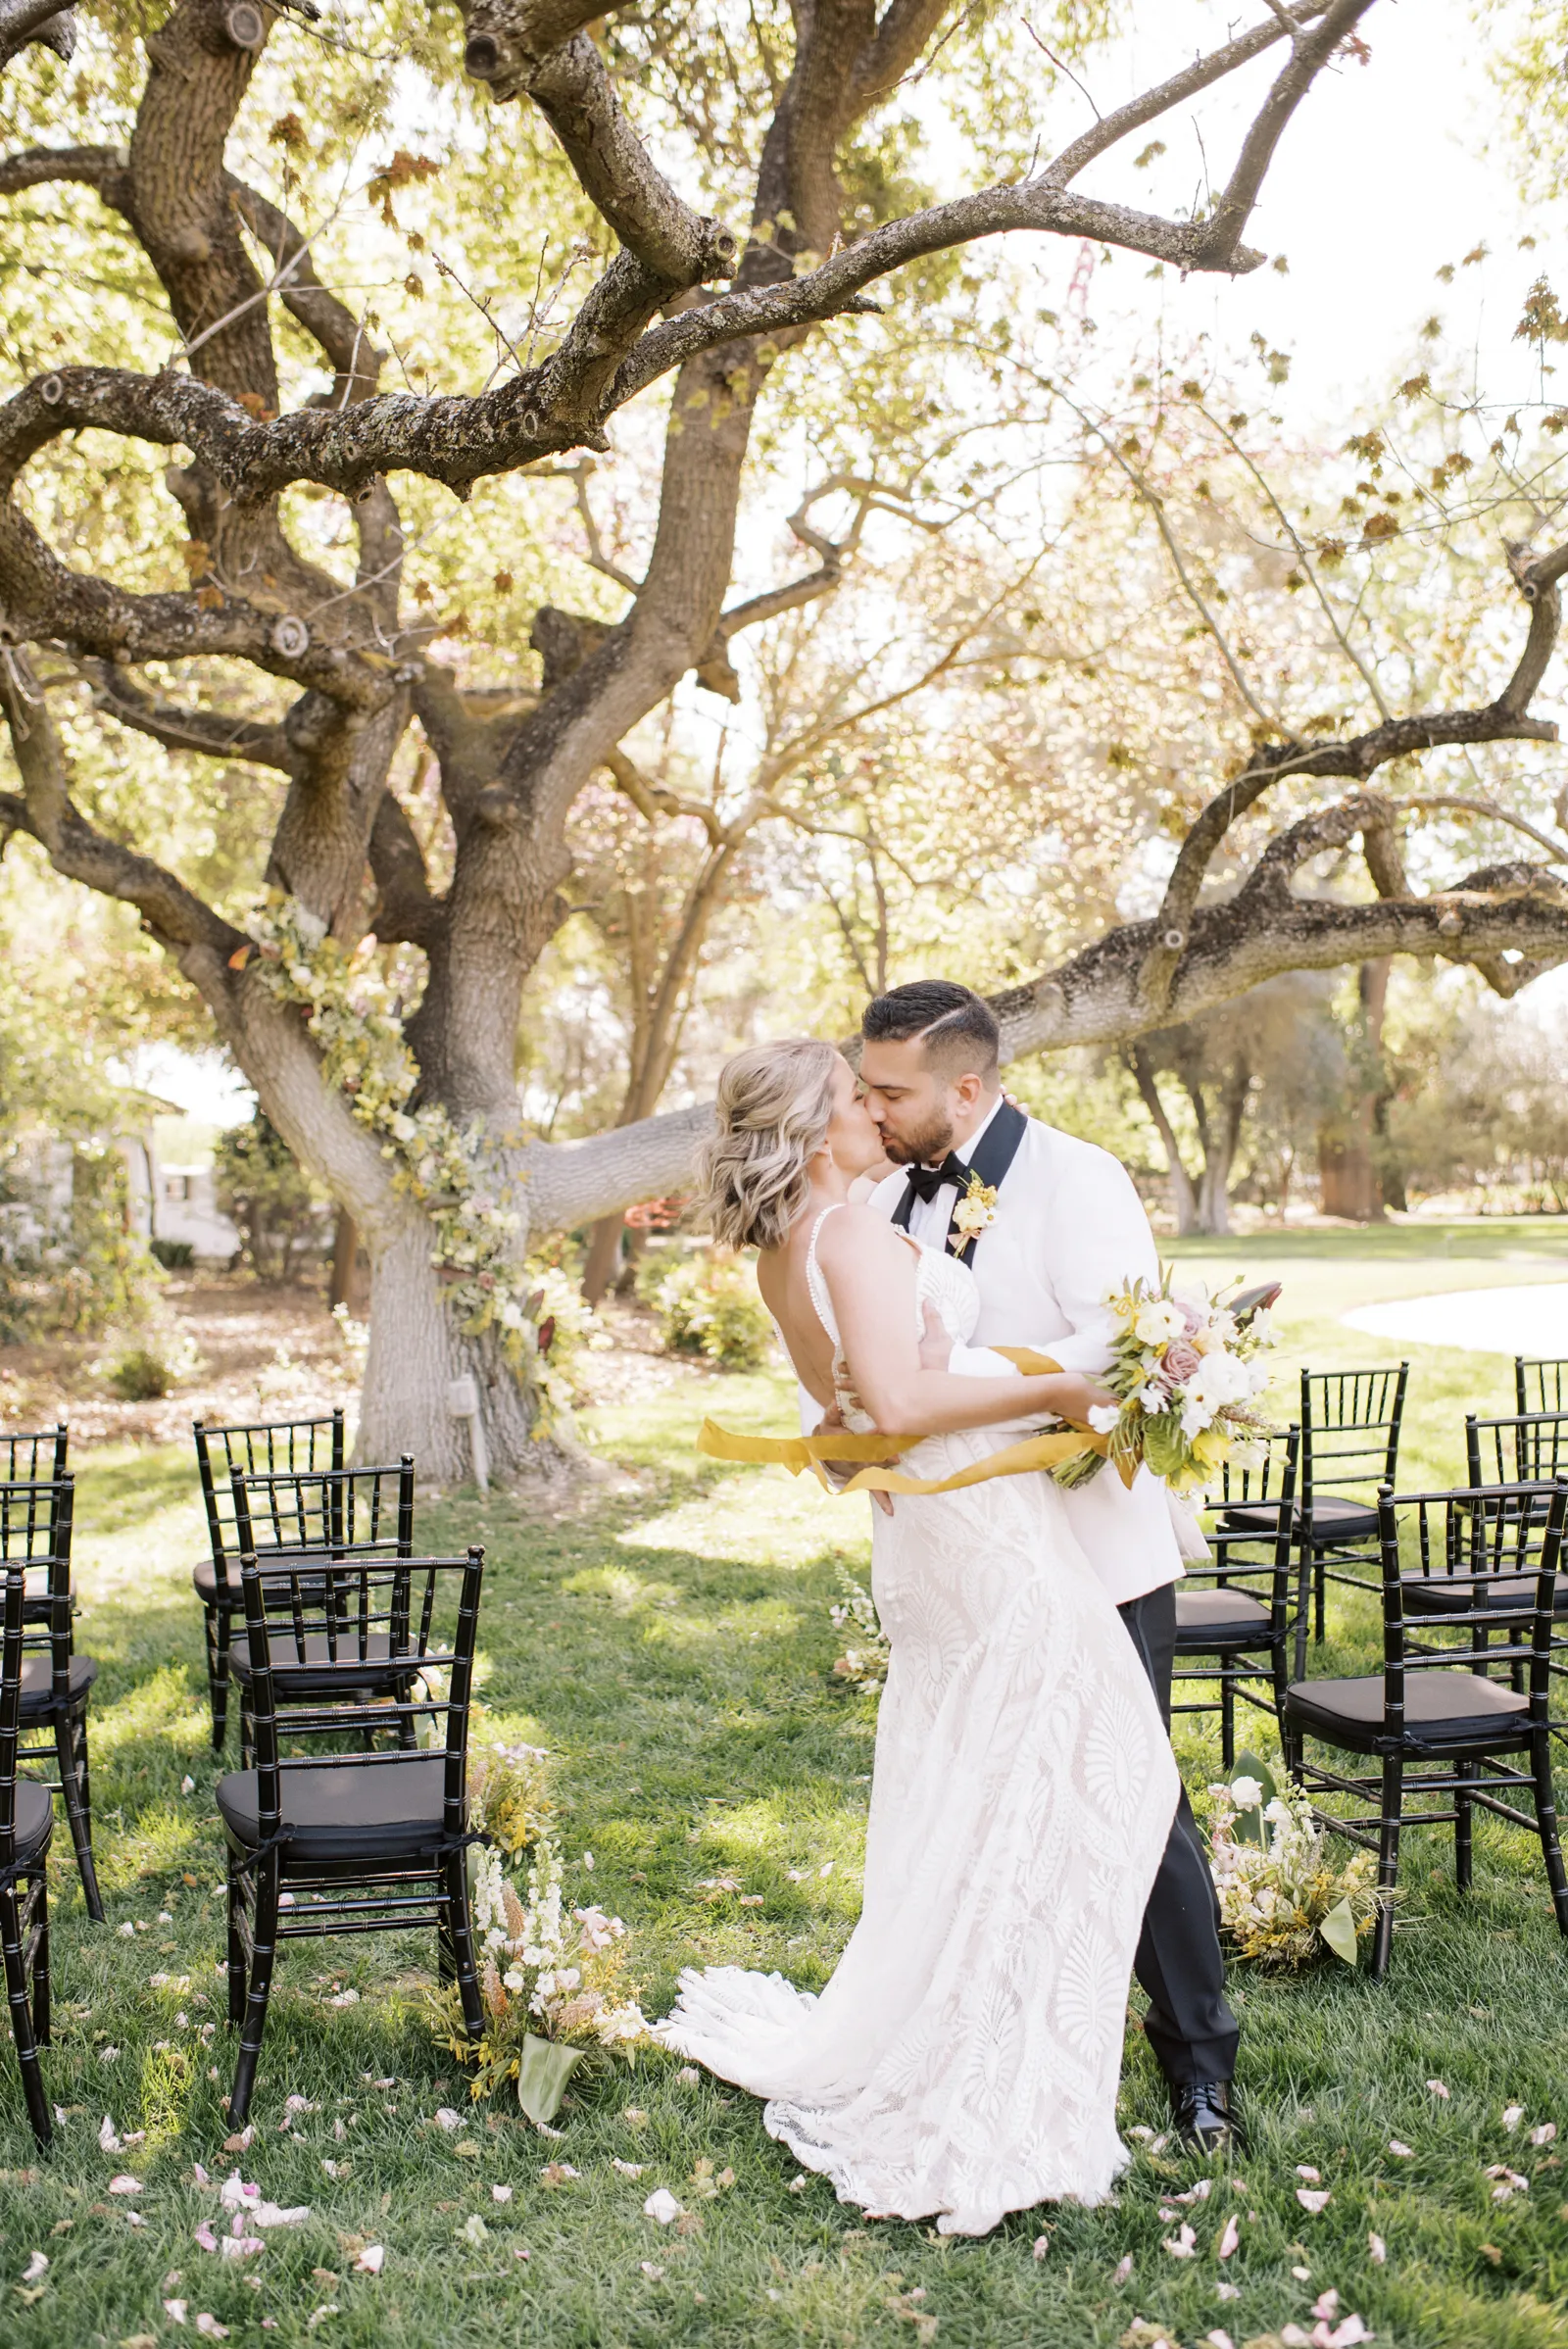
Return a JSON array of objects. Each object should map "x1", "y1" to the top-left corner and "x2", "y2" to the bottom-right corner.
[{"x1": 756, "y1": 1201, "x2": 919, "y2": 1412}]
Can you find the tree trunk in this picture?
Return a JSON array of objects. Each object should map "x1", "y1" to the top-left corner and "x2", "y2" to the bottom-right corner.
[
  {"x1": 1318, "y1": 958, "x2": 1391, "y2": 1223},
  {"x1": 1129, "y1": 1047, "x2": 1201, "y2": 1236},
  {"x1": 355, "y1": 1209, "x2": 550, "y2": 1485},
  {"x1": 581, "y1": 1211, "x2": 624, "y2": 1305},
  {"x1": 330, "y1": 1209, "x2": 370, "y2": 1315}
]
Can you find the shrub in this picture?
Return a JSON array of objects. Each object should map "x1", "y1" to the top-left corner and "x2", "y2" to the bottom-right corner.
[
  {"x1": 150, "y1": 1238, "x2": 194, "y2": 1269},
  {"x1": 107, "y1": 1345, "x2": 174, "y2": 1400},
  {"x1": 215, "y1": 1112, "x2": 329, "y2": 1281},
  {"x1": 641, "y1": 1248, "x2": 774, "y2": 1369}
]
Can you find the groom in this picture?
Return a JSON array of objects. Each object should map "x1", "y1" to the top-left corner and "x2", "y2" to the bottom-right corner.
[{"x1": 856, "y1": 978, "x2": 1242, "y2": 2153}]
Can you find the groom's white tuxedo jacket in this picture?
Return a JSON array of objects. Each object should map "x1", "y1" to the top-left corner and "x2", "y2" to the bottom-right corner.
[{"x1": 866, "y1": 1102, "x2": 1182, "y2": 1609}]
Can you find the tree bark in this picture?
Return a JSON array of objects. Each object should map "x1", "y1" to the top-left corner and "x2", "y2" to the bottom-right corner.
[{"x1": 1129, "y1": 1046, "x2": 1201, "y2": 1235}]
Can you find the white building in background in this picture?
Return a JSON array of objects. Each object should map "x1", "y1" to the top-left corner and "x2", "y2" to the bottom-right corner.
[{"x1": 154, "y1": 1159, "x2": 239, "y2": 1263}]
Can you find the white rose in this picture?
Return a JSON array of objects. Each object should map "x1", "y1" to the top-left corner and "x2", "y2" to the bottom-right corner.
[
  {"x1": 1087, "y1": 1404, "x2": 1121, "y2": 1435},
  {"x1": 1228, "y1": 1776, "x2": 1264, "y2": 1809},
  {"x1": 1134, "y1": 1300, "x2": 1185, "y2": 1346}
]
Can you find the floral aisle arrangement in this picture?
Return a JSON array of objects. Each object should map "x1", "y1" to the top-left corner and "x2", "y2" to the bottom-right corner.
[
  {"x1": 1054, "y1": 1269, "x2": 1278, "y2": 1493},
  {"x1": 428, "y1": 1831, "x2": 651, "y2": 2122},
  {"x1": 829, "y1": 1571, "x2": 891, "y2": 1693},
  {"x1": 1207, "y1": 1754, "x2": 1383, "y2": 1969}
]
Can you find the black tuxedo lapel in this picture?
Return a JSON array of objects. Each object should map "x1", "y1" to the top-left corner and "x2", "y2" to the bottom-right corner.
[{"x1": 946, "y1": 1098, "x2": 1027, "y2": 1262}]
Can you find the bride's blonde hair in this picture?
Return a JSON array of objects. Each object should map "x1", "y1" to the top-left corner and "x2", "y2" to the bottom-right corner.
[{"x1": 694, "y1": 1038, "x2": 842, "y2": 1251}]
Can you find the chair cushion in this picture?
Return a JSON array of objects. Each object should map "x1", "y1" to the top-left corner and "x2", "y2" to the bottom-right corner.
[
  {"x1": 1403, "y1": 1572, "x2": 1568, "y2": 1618},
  {"x1": 1, "y1": 1780, "x2": 54, "y2": 1863},
  {"x1": 216, "y1": 1756, "x2": 458, "y2": 1863},
  {"x1": 1223, "y1": 1493, "x2": 1379, "y2": 1542},
  {"x1": 1284, "y1": 1669, "x2": 1530, "y2": 1749},
  {"x1": 18, "y1": 1653, "x2": 97, "y2": 1715},
  {"x1": 228, "y1": 1631, "x2": 403, "y2": 1694},
  {"x1": 1174, "y1": 1587, "x2": 1273, "y2": 1643}
]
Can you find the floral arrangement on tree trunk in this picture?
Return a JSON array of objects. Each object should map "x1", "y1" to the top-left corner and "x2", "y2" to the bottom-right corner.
[
  {"x1": 237, "y1": 894, "x2": 584, "y2": 1417},
  {"x1": 1054, "y1": 1268, "x2": 1278, "y2": 1493},
  {"x1": 1207, "y1": 1753, "x2": 1383, "y2": 1970},
  {"x1": 829, "y1": 1570, "x2": 891, "y2": 1693}
]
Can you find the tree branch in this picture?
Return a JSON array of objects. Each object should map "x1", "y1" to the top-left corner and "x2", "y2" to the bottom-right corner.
[{"x1": 79, "y1": 658, "x2": 303, "y2": 772}]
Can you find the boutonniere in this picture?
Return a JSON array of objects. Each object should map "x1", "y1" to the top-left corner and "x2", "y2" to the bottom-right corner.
[{"x1": 951, "y1": 1170, "x2": 999, "y2": 1256}]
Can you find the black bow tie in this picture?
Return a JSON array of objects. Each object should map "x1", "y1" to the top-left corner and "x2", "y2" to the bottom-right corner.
[{"x1": 904, "y1": 1153, "x2": 969, "y2": 1204}]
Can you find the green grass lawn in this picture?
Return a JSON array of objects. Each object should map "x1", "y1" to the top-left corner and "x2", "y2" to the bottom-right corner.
[{"x1": 3, "y1": 1225, "x2": 1568, "y2": 2347}]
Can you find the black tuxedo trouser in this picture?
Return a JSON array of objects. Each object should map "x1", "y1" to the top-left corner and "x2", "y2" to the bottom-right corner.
[{"x1": 1117, "y1": 1580, "x2": 1240, "y2": 2086}]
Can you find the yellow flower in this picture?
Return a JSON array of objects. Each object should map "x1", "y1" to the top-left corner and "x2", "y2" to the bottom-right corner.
[{"x1": 951, "y1": 1172, "x2": 999, "y2": 1256}]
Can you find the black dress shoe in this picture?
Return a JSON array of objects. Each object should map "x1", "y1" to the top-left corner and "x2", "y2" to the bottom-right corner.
[{"x1": 1170, "y1": 2080, "x2": 1247, "y2": 2155}]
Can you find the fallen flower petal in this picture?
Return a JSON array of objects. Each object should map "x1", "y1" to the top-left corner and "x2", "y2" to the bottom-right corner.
[
  {"x1": 460, "y1": 2216, "x2": 487, "y2": 2248},
  {"x1": 326, "y1": 1989, "x2": 359, "y2": 2008},
  {"x1": 99, "y1": 2116, "x2": 121, "y2": 2152},
  {"x1": 641, "y1": 2261, "x2": 664, "y2": 2278},
  {"x1": 1216, "y1": 2214, "x2": 1240, "y2": 2260},
  {"x1": 787, "y1": 2175, "x2": 808, "y2": 2193},
  {"x1": 194, "y1": 2227, "x2": 219, "y2": 2254},
  {"x1": 1532, "y1": 2123, "x2": 1558, "y2": 2147},
  {"x1": 1032, "y1": 2234, "x2": 1050, "y2": 2260},
  {"x1": 1111, "y1": 2254, "x2": 1133, "y2": 2284},
  {"x1": 1322, "y1": 2320, "x2": 1374, "y2": 2347},
  {"x1": 1387, "y1": 2140, "x2": 1413, "y2": 2158},
  {"x1": 20, "y1": 2250, "x2": 47, "y2": 2283},
  {"x1": 194, "y1": 2320, "x2": 229, "y2": 2339},
  {"x1": 1426, "y1": 2080, "x2": 1450, "y2": 2099},
  {"x1": 253, "y1": 2203, "x2": 311, "y2": 2228},
  {"x1": 539, "y1": 2164, "x2": 579, "y2": 2186},
  {"x1": 1280, "y1": 2328, "x2": 1311, "y2": 2348},
  {"x1": 433, "y1": 2108, "x2": 465, "y2": 2131},
  {"x1": 612, "y1": 2159, "x2": 645, "y2": 2178},
  {"x1": 1502, "y1": 2104, "x2": 1525, "y2": 2131},
  {"x1": 1313, "y1": 2291, "x2": 1341, "y2": 2320},
  {"x1": 1368, "y1": 2231, "x2": 1387, "y2": 2264},
  {"x1": 643, "y1": 2187, "x2": 684, "y2": 2226},
  {"x1": 1205, "y1": 2332, "x2": 1237, "y2": 2349},
  {"x1": 1297, "y1": 2165, "x2": 1322, "y2": 2183},
  {"x1": 676, "y1": 2068, "x2": 701, "y2": 2085},
  {"x1": 220, "y1": 2236, "x2": 263, "y2": 2260},
  {"x1": 164, "y1": 2301, "x2": 187, "y2": 2325},
  {"x1": 108, "y1": 2175, "x2": 143, "y2": 2195},
  {"x1": 1215, "y1": 2281, "x2": 1241, "y2": 2301},
  {"x1": 221, "y1": 2129, "x2": 254, "y2": 2153},
  {"x1": 1297, "y1": 2188, "x2": 1332, "y2": 2214},
  {"x1": 1172, "y1": 2178, "x2": 1213, "y2": 2204},
  {"x1": 1162, "y1": 2223, "x2": 1199, "y2": 2257},
  {"x1": 354, "y1": 2245, "x2": 384, "y2": 2276},
  {"x1": 180, "y1": 1776, "x2": 195, "y2": 1794},
  {"x1": 491, "y1": 2185, "x2": 514, "y2": 2203}
]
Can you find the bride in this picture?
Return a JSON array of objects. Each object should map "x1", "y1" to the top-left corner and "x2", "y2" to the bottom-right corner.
[{"x1": 655, "y1": 1037, "x2": 1180, "y2": 2236}]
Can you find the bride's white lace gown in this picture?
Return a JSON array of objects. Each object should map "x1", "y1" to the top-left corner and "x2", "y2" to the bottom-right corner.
[{"x1": 655, "y1": 1210, "x2": 1180, "y2": 2235}]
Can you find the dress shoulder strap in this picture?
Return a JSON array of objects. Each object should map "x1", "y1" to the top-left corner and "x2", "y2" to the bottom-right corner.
[{"x1": 805, "y1": 1203, "x2": 843, "y2": 1342}]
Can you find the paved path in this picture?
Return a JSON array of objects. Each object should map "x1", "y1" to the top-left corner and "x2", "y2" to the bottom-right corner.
[{"x1": 1342, "y1": 1282, "x2": 1568, "y2": 1357}]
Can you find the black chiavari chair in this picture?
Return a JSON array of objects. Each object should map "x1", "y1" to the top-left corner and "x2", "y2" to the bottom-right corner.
[
  {"x1": 1174, "y1": 1428, "x2": 1299, "y2": 1769},
  {"x1": 0, "y1": 1561, "x2": 54, "y2": 2145},
  {"x1": 227, "y1": 1459, "x2": 416, "y2": 1763},
  {"x1": 192, "y1": 1412, "x2": 346, "y2": 1749},
  {"x1": 3, "y1": 1476, "x2": 102, "y2": 1920},
  {"x1": 1517, "y1": 1358, "x2": 1568, "y2": 1415},
  {"x1": 1281, "y1": 1479, "x2": 1568, "y2": 1979},
  {"x1": 219, "y1": 1546, "x2": 486, "y2": 2124}
]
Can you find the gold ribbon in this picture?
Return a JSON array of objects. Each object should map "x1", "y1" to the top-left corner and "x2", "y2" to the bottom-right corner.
[{"x1": 697, "y1": 1347, "x2": 1135, "y2": 1496}]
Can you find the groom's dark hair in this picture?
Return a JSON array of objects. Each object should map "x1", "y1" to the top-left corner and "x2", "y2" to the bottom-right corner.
[{"x1": 861, "y1": 980, "x2": 1001, "y2": 1078}]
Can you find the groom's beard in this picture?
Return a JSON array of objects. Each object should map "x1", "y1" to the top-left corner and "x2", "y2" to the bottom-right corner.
[{"x1": 879, "y1": 1108, "x2": 956, "y2": 1167}]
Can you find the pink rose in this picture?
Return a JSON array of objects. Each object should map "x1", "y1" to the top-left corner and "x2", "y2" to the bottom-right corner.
[
  {"x1": 1178, "y1": 1301, "x2": 1204, "y2": 1335},
  {"x1": 1163, "y1": 1340, "x2": 1201, "y2": 1383}
]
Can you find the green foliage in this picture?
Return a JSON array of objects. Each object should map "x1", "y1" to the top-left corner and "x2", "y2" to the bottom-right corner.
[
  {"x1": 641, "y1": 1247, "x2": 775, "y2": 1369},
  {"x1": 214, "y1": 1111, "x2": 327, "y2": 1283},
  {"x1": 104, "y1": 1343, "x2": 174, "y2": 1401}
]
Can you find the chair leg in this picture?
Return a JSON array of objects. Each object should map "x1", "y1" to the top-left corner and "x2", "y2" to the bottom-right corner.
[
  {"x1": 441, "y1": 1854, "x2": 484, "y2": 2040},
  {"x1": 1221, "y1": 1669, "x2": 1236, "y2": 1774},
  {"x1": 1372, "y1": 1754, "x2": 1403, "y2": 1981},
  {"x1": 0, "y1": 1878, "x2": 51, "y2": 2149},
  {"x1": 1313, "y1": 1549, "x2": 1327, "y2": 1645},
  {"x1": 1454, "y1": 1760, "x2": 1474, "y2": 1892},
  {"x1": 30, "y1": 1875, "x2": 49, "y2": 2047},
  {"x1": 56, "y1": 1703, "x2": 104, "y2": 1923},
  {"x1": 226, "y1": 1860, "x2": 249, "y2": 2027},
  {"x1": 1293, "y1": 1545, "x2": 1312, "y2": 1682},
  {"x1": 228, "y1": 1859, "x2": 280, "y2": 2127},
  {"x1": 1530, "y1": 1730, "x2": 1568, "y2": 1939},
  {"x1": 207, "y1": 1604, "x2": 232, "y2": 1751}
]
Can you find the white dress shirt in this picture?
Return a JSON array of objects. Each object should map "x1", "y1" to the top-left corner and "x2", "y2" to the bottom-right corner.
[{"x1": 871, "y1": 1108, "x2": 1182, "y2": 1609}]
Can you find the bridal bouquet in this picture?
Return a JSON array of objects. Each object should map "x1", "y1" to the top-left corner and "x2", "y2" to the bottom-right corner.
[{"x1": 1052, "y1": 1269, "x2": 1278, "y2": 1493}]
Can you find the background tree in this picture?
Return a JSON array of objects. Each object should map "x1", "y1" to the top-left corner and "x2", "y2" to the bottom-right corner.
[{"x1": 10, "y1": 2, "x2": 1568, "y2": 1478}]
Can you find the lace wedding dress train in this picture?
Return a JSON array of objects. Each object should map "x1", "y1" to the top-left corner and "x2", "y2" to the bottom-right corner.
[{"x1": 655, "y1": 1211, "x2": 1180, "y2": 2236}]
